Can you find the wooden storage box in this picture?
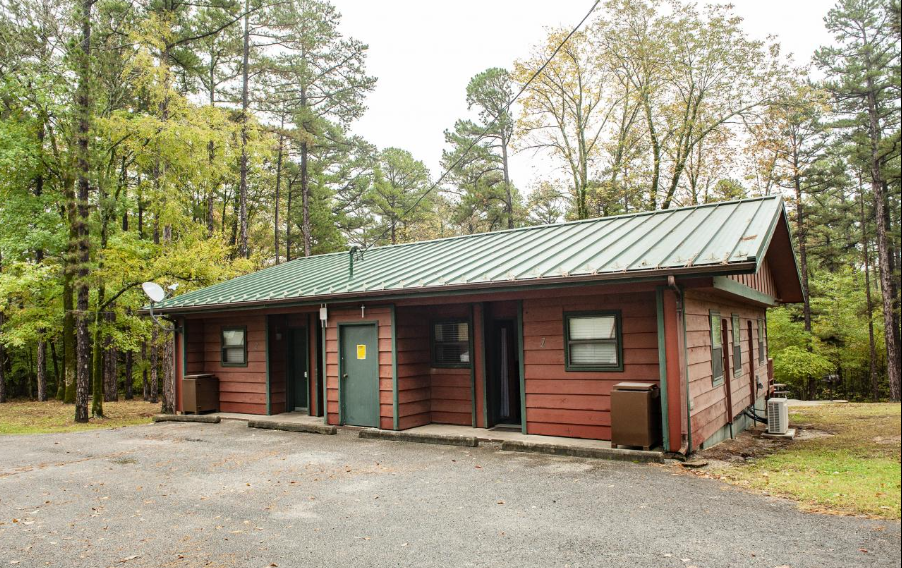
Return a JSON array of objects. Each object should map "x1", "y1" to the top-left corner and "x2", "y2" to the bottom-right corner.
[
  {"x1": 611, "y1": 382, "x2": 661, "y2": 450},
  {"x1": 183, "y1": 374, "x2": 219, "y2": 414}
]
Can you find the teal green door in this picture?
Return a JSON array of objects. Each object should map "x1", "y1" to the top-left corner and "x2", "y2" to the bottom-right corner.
[
  {"x1": 289, "y1": 328, "x2": 308, "y2": 411},
  {"x1": 340, "y1": 324, "x2": 379, "y2": 427}
]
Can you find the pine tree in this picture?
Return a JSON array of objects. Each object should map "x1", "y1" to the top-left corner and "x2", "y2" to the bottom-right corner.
[{"x1": 816, "y1": 0, "x2": 902, "y2": 400}]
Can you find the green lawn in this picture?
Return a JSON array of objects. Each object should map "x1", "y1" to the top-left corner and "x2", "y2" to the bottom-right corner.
[
  {"x1": 720, "y1": 403, "x2": 901, "y2": 519},
  {"x1": 0, "y1": 399, "x2": 158, "y2": 434}
]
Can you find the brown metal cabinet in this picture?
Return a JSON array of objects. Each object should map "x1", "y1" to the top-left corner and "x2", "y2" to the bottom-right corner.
[
  {"x1": 182, "y1": 374, "x2": 219, "y2": 414},
  {"x1": 611, "y1": 382, "x2": 661, "y2": 450}
]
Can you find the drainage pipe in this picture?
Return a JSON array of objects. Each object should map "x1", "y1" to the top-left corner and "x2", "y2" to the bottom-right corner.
[{"x1": 667, "y1": 276, "x2": 692, "y2": 455}]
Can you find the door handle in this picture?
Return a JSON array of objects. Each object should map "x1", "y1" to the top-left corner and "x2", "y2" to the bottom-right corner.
[{"x1": 342, "y1": 373, "x2": 348, "y2": 379}]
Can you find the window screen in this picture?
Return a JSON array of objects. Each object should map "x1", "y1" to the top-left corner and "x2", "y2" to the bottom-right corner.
[
  {"x1": 710, "y1": 311, "x2": 723, "y2": 383},
  {"x1": 758, "y1": 317, "x2": 766, "y2": 364},
  {"x1": 565, "y1": 312, "x2": 621, "y2": 370},
  {"x1": 732, "y1": 314, "x2": 741, "y2": 376},
  {"x1": 432, "y1": 321, "x2": 470, "y2": 367},
  {"x1": 221, "y1": 327, "x2": 247, "y2": 366}
]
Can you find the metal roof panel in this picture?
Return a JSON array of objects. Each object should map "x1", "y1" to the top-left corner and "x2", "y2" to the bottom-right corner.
[{"x1": 155, "y1": 196, "x2": 790, "y2": 311}]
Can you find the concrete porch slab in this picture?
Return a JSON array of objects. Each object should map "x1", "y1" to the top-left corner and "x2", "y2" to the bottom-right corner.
[
  {"x1": 213, "y1": 412, "x2": 335, "y2": 435},
  {"x1": 400, "y1": 424, "x2": 663, "y2": 463},
  {"x1": 154, "y1": 414, "x2": 221, "y2": 424},
  {"x1": 212, "y1": 411, "x2": 323, "y2": 426},
  {"x1": 248, "y1": 420, "x2": 336, "y2": 435}
]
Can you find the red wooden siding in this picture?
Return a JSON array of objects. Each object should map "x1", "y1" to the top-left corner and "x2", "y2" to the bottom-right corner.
[
  {"x1": 683, "y1": 290, "x2": 768, "y2": 448},
  {"x1": 394, "y1": 308, "x2": 431, "y2": 429},
  {"x1": 324, "y1": 306, "x2": 394, "y2": 429},
  {"x1": 197, "y1": 315, "x2": 268, "y2": 414},
  {"x1": 268, "y1": 315, "x2": 288, "y2": 415},
  {"x1": 522, "y1": 291, "x2": 660, "y2": 440},
  {"x1": 185, "y1": 319, "x2": 206, "y2": 375},
  {"x1": 395, "y1": 304, "x2": 474, "y2": 429},
  {"x1": 728, "y1": 257, "x2": 777, "y2": 298}
]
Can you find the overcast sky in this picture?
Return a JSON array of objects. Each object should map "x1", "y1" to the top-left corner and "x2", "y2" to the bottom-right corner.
[{"x1": 331, "y1": 0, "x2": 837, "y2": 193}]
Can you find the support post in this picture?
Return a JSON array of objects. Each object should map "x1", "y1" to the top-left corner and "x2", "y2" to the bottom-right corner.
[{"x1": 662, "y1": 288, "x2": 686, "y2": 453}]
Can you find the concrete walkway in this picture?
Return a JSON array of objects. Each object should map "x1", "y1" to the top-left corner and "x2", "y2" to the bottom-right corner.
[
  {"x1": 407, "y1": 423, "x2": 616, "y2": 449},
  {"x1": 212, "y1": 410, "x2": 325, "y2": 425},
  {"x1": 204, "y1": 412, "x2": 663, "y2": 462}
]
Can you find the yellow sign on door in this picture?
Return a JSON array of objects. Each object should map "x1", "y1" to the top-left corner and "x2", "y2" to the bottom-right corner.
[{"x1": 356, "y1": 344, "x2": 366, "y2": 359}]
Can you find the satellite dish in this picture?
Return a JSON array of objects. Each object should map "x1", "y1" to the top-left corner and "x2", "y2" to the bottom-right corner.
[{"x1": 142, "y1": 281, "x2": 166, "y2": 303}]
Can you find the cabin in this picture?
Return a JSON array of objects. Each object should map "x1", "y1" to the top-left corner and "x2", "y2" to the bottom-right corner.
[{"x1": 151, "y1": 196, "x2": 803, "y2": 453}]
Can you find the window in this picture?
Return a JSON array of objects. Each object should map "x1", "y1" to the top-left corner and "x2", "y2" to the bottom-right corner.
[
  {"x1": 710, "y1": 311, "x2": 724, "y2": 385},
  {"x1": 432, "y1": 320, "x2": 470, "y2": 367},
  {"x1": 564, "y1": 311, "x2": 622, "y2": 371},
  {"x1": 732, "y1": 314, "x2": 741, "y2": 376},
  {"x1": 221, "y1": 326, "x2": 247, "y2": 366},
  {"x1": 758, "y1": 317, "x2": 766, "y2": 364}
]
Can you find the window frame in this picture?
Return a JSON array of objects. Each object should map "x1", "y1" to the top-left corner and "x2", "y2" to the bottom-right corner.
[
  {"x1": 220, "y1": 325, "x2": 248, "y2": 367},
  {"x1": 732, "y1": 313, "x2": 742, "y2": 376},
  {"x1": 710, "y1": 310, "x2": 724, "y2": 386},
  {"x1": 563, "y1": 310, "x2": 624, "y2": 372},
  {"x1": 430, "y1": 318, "x2": 472, "y2": 369}
]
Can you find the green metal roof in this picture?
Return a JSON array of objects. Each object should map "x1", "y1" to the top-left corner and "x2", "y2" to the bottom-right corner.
[{"x1": 155, "y1": 195, "x2": 797, "y2": 313}]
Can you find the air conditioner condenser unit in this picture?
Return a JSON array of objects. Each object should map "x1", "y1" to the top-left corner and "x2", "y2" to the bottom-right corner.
[{"x1": 767, "y1": 397, "x2": 789, "y2": 435}]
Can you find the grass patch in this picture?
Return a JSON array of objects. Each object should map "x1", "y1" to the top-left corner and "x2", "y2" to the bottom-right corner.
[
  {"x1": 719, "y1": 403, "x2": 901, "y2": 519},
  {"x1": 0, "y1": 399, "x2": 158, "y2": 435}
]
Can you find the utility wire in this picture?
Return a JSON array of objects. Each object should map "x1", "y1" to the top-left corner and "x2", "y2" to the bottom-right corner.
[{"x1": 360, "y1": 0, "x2": 601, "y2": 254}]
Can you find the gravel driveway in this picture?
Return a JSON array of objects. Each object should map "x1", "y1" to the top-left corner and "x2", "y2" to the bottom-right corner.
[{"x1": 1, "y1": 420, "x2": 899, "y2": 568}]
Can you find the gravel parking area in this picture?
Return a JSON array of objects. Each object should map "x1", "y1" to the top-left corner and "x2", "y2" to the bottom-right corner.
[{"x1": 1, "y1": 421, "x2": 899, "y2": 568}]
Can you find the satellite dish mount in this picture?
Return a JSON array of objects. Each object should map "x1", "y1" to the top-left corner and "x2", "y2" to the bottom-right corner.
[{"x1": 142, "y1": 281, "x2": 181, "y2": 333}]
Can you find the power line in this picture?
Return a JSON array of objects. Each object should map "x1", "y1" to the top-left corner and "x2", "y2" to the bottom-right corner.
[{"x1": 361, "y1": 0, "x2": 601, "y2": 253}]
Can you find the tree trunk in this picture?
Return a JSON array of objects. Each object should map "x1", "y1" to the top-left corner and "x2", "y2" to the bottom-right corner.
[
  {"x1": 36, "y1": 340, "x2": 47, "y2": 402},
  {"x1": 207, "y1": 136, "x2": 216, "y2": 237},
  {"x1": 73, "y1": 0, "x2": 93, "y2": 423},
  {"x1": 161, "y1": 230, "x2": 174, "y2": 413},
  {"x1": 794, "y1": 169, "x2": 811, "y2": 332},
  {"x1": 642, "y1": 93, "x2": 661, "y2": 210},
  {"x1": 62, "y1": 228, "x2": 76, "y2": 402},
  {"x1": 859, "y1": 184, "x2": 880, "y2": 400},
  {"x1": 137, "y1": 182, "x2": 144, "y2": 239},
  {"x1": 237, "y1": 0, "x2": 250, "y2": 259},
  {"x1": 103, "y1": 310, "x2": 118, "y2": 402},
  {"x1": 35, "y1": 120, "x2": 47, "y2": 403},
  {"x1": 124, "y1": 349, "x2": 133, "y2": 400},
  {"x1": 865, "y1": 83, "x2": 901, "y2": 400},
  {"x1": 206, "y1": 189, "x2": 215, "y2": 237},
  {"x1": 286, "y1": 179, "x2": 293, "y2": 262},
  {"x1": 141, "y1": 340, "x2": 149, "y2": 401},
  {"x1": 50, "y1": 340, "x2": 61, "y2": 398},
  {"x1": 882, "y1": 182, "x2": 901, "y2": 388},
  {"x1": 150, "y1": 328, "x2": 159, "y2": 404},
  {"x1": 90, "y1": 293, "x2": 104, "y2": 416},
  {"x1": 274, "y1": 128, "x2": 284, "y2": 263},
  {"x1": 301, "y1": 141, "x2": 311, "y2": 257},
  {"x1": 501, "y1": 138, "x2": 513, "y2": 229}
]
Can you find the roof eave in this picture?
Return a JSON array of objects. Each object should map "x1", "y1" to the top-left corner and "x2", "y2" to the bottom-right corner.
[
  {"x1": 147, "y1": 262, "x2": 758, "y2": 316},
  {"x1": 753, "y1": 197, "x2": 805, "y2": 303}
]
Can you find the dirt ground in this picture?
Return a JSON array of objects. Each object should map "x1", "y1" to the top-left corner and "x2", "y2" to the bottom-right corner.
[{"x1": 674, "y1": 403, "x2": 901, "y2": 519}]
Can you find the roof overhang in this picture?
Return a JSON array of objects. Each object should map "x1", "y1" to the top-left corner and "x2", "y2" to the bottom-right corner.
[
  {"x1": 145, "y1": 261, "x2": 759, "y2": 316},
  {"x1": 755, "y1": 203, "x2": 805, "y2": 303}
]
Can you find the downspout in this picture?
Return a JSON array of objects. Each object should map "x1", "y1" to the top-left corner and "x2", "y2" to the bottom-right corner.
[
  {"x1": 667, "y1": 276, "x2": 692, "y2": 454},
  {"x1": 321, "y1": 304, "x2": 328, "y2": 425}
]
